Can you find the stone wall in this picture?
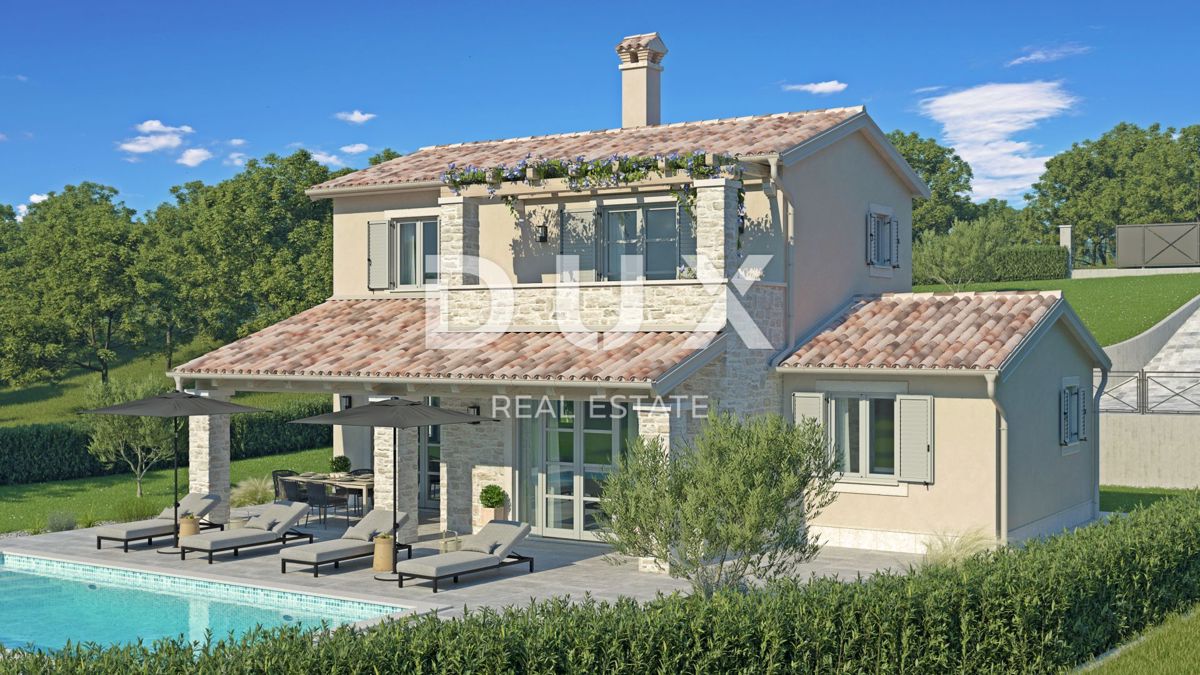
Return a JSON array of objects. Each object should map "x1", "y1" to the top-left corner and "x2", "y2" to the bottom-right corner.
[
  {"x1": 373, "y1": 426, "x2": 419, "y2": 543},
  {"x1": 188, "y1": 396, "x2": 232, "y2": 524},
  {"x1": 438, "y1": 197, "x2": 480, "y2": 286},
  {"x1": 436, "y1": 396, "x2": 510, "y2": 534}
]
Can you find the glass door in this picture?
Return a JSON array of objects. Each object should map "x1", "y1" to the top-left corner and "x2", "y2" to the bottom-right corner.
[
  {"x1": 542, "y1": 401, "x2": 578, "y2": 538},
  {"x1": 418, "y1": 397, "x2": 441, "y2": 510}
]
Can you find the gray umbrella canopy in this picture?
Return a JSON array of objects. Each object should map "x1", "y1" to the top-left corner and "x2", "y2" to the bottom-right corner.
[
  {"x1": 81, "y1": 390, "x2": 263, "y2": 418},
  {"x1": 289, "y1": 397, "x2": 495, "y2": 428}
]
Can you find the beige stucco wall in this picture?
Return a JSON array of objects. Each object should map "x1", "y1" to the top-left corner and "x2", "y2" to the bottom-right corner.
[
  {"x1": 778, "y1": 130, "x2": 915, "y2": 342},
  {"x1": 331, "y1": 190, "x2": 440, "y2": 297},
  {"x1": 998, "y1": 319, "x2": 1099, "y2": 536},
  {"x1": 783, "y1": 373, "x2": 999, "y2": 543}
]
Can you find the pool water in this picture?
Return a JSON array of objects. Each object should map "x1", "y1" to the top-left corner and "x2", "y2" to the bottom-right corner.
[{"x1": 0, "y1": 554, "x2": 406, "y2": 651}]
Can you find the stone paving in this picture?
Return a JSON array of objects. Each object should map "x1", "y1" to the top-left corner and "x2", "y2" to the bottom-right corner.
[{"x1": 0, "y1": 505, "x2": 921, "y2": 620}]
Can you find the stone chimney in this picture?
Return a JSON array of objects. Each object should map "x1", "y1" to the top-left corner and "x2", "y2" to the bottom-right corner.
[{"x1": 615, "y1": 32, "x2": 667, "y2": 128}]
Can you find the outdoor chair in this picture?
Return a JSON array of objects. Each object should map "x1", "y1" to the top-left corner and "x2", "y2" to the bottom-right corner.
[
  {"x1": 306, "y1": 482, "x2": 349, "y2": 526},
  {"x1": 95, "y1": 493, "x2": 223, "y2": 552},
  {"x1": 348, "y1": 468, "x2": 373, "y2": 476},
  {"x1": 281, "y1": 477, "x2": 306, "y2": 503},
  {"x1": 279, "y1": 509, "x2": 411, "y2": 577},
  {"x1": 394, "y1": 519, "x2": 534, "y2": 593},
  {"x1": 271, "y1": 470, "x2": 298, "y2": 502},
  {"x1": 179, "y1": 501, "x2": 312, "y2": 564}
]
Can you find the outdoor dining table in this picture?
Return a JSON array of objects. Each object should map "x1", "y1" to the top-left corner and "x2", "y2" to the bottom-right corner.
[{"x1": 280, "y1": 474, "x2": 375, "y2": 512}]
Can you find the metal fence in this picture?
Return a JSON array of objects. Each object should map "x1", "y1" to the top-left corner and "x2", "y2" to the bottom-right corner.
[
  {"x1": 1100, "y1": 370, "x2": 1200, "y2": 414},
  {"x1": 1116, "y1": 223, "x2": 1200, "y2": 268}
]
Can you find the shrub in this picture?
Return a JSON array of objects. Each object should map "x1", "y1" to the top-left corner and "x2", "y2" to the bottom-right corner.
[
  {"x1": 9, "y1": 494, "x2": 1200, "y2": 673},
  {"x1": 921, "y1": 528, "x2": 995, "y2": 568},
  {"x1": 0, "y1": 398, "x2": 332, "y2": 486},
  {"x1": 112, "y1": 498, "x2": 160, "y2": 523},
  {"x1": 479, "y1": 484, "x2": 507, "y2": 508},
  {"x1": 231, "y1": 476, "x2": 275, "y2": 507},
  {"x1": 991, "y1": 244, "x2": 1070, "y2": 281},
  {"x1": 45, "y1": 511, "x2": 77, "y2": 532},
  {"x1": 329, "y1": 455, "x2": 351, "y2": 473}
]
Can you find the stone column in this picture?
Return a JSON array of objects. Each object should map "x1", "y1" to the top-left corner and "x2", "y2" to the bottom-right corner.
[
  {"x1": 633, "y1": 401, "x2": 688, "y2": 574},
  {"x1": 438, "y1": 196, "x2": 480, "y2": 286},
  {"x1": 693, "y1": 178, "x2": 741, "y2": 281},
  {"x1": 373, "y1": 426, "x2": 419, "y2": 544},
  {"x1": 1058, "y1": 224, "x2": 1074, "y2": 275},
  {"x1": 189, "y1": 390, "x2": 232, "y2": 524}
]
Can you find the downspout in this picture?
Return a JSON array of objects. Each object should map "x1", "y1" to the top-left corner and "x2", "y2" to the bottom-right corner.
[
  {"x1": 985, "y1": 373, "x2": 1009, "y2": 544},
  {"x1": 1093, "y1": 367, "x2": 1109, "y2": 518}
]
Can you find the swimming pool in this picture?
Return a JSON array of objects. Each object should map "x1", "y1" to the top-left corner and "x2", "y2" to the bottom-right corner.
[{"x1": 0, "y1": 553, "x2": 409, "y2": 651}]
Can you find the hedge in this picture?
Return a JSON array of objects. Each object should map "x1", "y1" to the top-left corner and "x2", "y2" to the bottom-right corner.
[
  {"x1": 0, "y1": 399, "x2": 331, "y2": 485},
  {"x1": 991, "y1": 244, "x2": 1071, "y2": 282},
  {"x1": 6, "y1": 493, "x2": 1200, "y2": 673}
]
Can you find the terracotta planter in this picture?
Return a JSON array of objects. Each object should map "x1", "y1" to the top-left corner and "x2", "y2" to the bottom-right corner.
[
  {"x1": 481, "y1": 506, "x2": 508, "y2": 523},
  {"x1": 178, "y1": 518, "x2": 199, "y2": 538},
  {"x1": 373, "y1": 538, "x2": 395, "y2": 572}
]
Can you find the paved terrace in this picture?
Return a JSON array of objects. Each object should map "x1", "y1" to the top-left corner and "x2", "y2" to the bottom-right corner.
[{"x1": 0, "y1": 506, "x2": 921, "y2": 620}]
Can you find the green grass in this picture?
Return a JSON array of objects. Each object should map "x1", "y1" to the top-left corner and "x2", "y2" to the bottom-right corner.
[
  {"x1": 914, "y1": 273, "x2": 1200, "y2": 346},
  {"x1": 1089, "y1": 608, "x2": 1200, "y2": 673},
  {"x1": 0, "y1": 338, "x2": 326, "y2": 427},
  {"x1": 0, "y1": 446, "x2": 331, "y2": 534},
  {"x1": 1100, "y1": 485, "x2": 1190, "y2": 513}
]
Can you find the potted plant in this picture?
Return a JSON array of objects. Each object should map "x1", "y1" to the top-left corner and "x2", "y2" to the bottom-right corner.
[
  {"x1": 329, "y1": 455, "x2": 351, "y2": 477},
  {"x1": 479, "y1": 484, "x2": 509, "y2": 522}
]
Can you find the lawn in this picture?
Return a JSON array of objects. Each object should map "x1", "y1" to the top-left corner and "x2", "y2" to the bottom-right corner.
[
  {"x1": 1088, "y1": 608, "x2": 1200, "y2": 673},
  {"x1": 1099, "y1": 485, "x2": 1190, "y2": 513},
  {"x1": 0, "y1": 447, "x2": 331, "y2": 534},
  {"x1": 914, "y1": 273, "x2": 1200, "y2": 346},
  {"x1": 0, "y1": 338, "x2": 326, "y2": 427}
]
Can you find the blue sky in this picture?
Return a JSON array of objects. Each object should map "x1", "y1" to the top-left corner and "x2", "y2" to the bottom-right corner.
[{"x1": 2, "y1": 1, "x2": 1196, "y2": 216}]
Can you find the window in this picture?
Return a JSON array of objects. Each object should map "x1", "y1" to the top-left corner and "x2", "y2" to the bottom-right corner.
[
  {"x1": 831, "y1": 394, "x2": 896, "y2": 479},
  {"x1": 1060, "y1": 377, "x2": 1088, "y2": 447},
  {"x1": 366, "y1": 219, "x2": 439, "y2": 290},
  {"x1": 792, "y1": 391, "x2": 933, "y2": 484},
  {"x1": 866, "y1": 206, "x2": 899, "y2": 269},
  {"x1": 600, "y1": 205, "x2": 689, "y2": 280}
]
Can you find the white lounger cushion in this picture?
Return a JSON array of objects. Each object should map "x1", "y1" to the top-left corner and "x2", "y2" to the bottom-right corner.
[
  {"x1": 395, "y1": 551, "x2": 499, "y2": 578},
  {"x1": 282, "y1": 539, "x2": 374, "y2": 564},
  {"x1": 243, "y1": 502, "x2": 307, "y2": 534},
  {"x1": 95, "y1": 518, "x2": 176, "y2": 540},
  {"x1": 181, "y1": 528, "x2": 278, "y2": 551},
  {"x1": 156, "y1": 493, "x2": 220, "y2": 520},
  {"x1": 343, "y1": 509, "x2": 403, "y2": 541},
  {"x1": 459, "y1": 520, "x2": 531, "y2": 560}
]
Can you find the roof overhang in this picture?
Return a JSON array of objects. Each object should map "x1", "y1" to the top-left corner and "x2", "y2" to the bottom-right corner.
[
  {"x1": 305, "y1": 180, "x2": 443, "y2": 201},
  {"x1": 995, "y1": 298, "x2": 1112, "y2": 383},
  {"x1": 170, "y1": 370, "x2": 658, "y2": 393},
  {"x1": 776, "y1": 111, "x2": 931, "y2": 199}
]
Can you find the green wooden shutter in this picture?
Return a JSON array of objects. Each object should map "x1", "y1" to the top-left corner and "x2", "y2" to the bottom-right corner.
[
  {"x1": 367, "y1": 220, "x2": 393, "y2": 290},
  {"x1": 896, "y1": 394, "x2": 933, "y2": 484},
  {"x1": 560, "y1": 208, "x2": 597, "y2": 281}
]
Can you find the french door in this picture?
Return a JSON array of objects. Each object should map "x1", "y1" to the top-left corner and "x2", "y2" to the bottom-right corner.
[
  {"x1": 519, "y1": 401, "x2": 634, "y2": 540},
  {"x1": 417, "y1": 397, "x2": 441, "y2": 509}
]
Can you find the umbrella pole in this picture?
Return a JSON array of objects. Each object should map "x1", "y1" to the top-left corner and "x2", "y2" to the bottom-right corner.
[{"x1": 158, "y1": 416, "x2": 182, "y2": 555}]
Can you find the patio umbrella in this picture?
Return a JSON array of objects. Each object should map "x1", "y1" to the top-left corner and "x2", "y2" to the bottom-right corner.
[
  {"x1": 290, "y1": 397, "x2": 496, "y2": 572},
  {"x1": 81, "y1": 390, "x2": 263, "y2": 552}
]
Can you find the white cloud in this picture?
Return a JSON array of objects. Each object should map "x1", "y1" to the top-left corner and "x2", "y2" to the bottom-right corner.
[
  {"x1": 340, "y1": 143, "x2": 369, "y2": 154},
  {"x1": 16, "y1": 204, "x2": 28, "y2": 220},
  {"x1": 228, "y1": 138, "x2": 246, "y2": 146},
  {"x1": 311, "y1": 151, "x2": 345, "y2": 167},
  {"x1": 1006, "y1": 43, "x2": 1091, "y2": 67},
  {"x1": 334, "y1": 109, "x2": 376, "y2": 124},
  {"x1": 913, "y1": 85, "x2": 945, "y2": 94},
  {"x1": 919, "y1": 81, "x2": 1077, "y2": 201},
  {"x1": 781, "y1": 80, "x2": 848, "y2": 95},
  {"x1": 28, "y1": 193, "x2": 47, "y2": 204},
  {"x1": 119, "y1": 120, "x2": 195, "y2": 155},
  {"x1": 177, "y1": 148, "x2": 213, "y2": 167},
  {"x1": 224, "y1": 152, "x2": 247, "y2": 167},
  {"x1": 135, "y1": 119, "x2": 194, "y2": 134}
]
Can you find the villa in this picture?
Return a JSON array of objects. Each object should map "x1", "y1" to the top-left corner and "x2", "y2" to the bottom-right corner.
[{"x1": 169, "y1": 33, "x2": 1110, "y2": 554}]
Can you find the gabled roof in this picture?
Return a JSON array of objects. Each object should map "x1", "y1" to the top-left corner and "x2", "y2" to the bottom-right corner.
[
  {"x1": 775, "y1": 291, "x2": 1109, "y2": 375},
  {"x1": 308, "y1": 107, "x2": 869, "y2": 193},
  {"x1": 171, "y1": 298, "x2": 719, "y2": 389}
]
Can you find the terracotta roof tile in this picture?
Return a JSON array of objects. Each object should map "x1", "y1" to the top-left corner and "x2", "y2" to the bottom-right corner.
[
  {"x1": 778, "y1": 291, "x2": 1062, "y2": 372},
  {"x1": 173, "y1": 298, "x2": 716, "y2": 384},
  {"x1": 309, "y1": 107, "x2": 864, "y2": 192}
]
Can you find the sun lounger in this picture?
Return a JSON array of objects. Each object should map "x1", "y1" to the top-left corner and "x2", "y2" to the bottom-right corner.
[
  {"x1": 94, "y1": 493, "x2": 222, "y2": 552},
  {"x1": 394, "y1": 520, "x2": 533, "y2": 592},
  {"x1": 279, "y1": 509, "x2": 412, "y2": 577},
  {"x1": 179, "y1": 501, "x2": 311, "y2": 563}
]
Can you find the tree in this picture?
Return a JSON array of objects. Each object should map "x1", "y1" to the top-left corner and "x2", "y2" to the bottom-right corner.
[
  {"x1": 0, "y1": 183, "x2": 141, "y2": 384},
  {"x1": 368, "y1": 148, "x2": 401, "y2": 166},
  {"x1": 598, "y1": 412, "x2": 838, "y2": 597},
  {"x1": 888, "y1": 130, "x2": 977, "y2": 238},
  {"x1": 912, "y1": 212, "x2": 1016, "y2": 289},
  {"x1": 84, "y1": 376, "x2": 174, "y2": 497},
  {"x1": 1026, "y1": 122, "x2": 1200, "y2": 264},
  {"x1": 137, "y1": 197, "x2": 204, "y2": 371}
]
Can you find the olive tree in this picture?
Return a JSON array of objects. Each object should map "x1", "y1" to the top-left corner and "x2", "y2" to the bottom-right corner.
[
  {"x1": 597, "y1": 412, "x2": 838, "y2": 597},
  {"x1": 84, "y1": 376, "x2": 174, "y2": 497}
]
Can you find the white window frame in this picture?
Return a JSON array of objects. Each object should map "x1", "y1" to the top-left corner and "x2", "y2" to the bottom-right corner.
[
  {"x1": 829, "y1": 392, "x2": 899, "y2": 482},
  {"x1": 390, "y1": 217, "x2": 439, "y2": 289},
  {"x1": 867, "y1": 203, "x2": 899, "y2": 275},
  {"x1": 599, "y1": 204, "x2": 682, "y2": 281}
]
